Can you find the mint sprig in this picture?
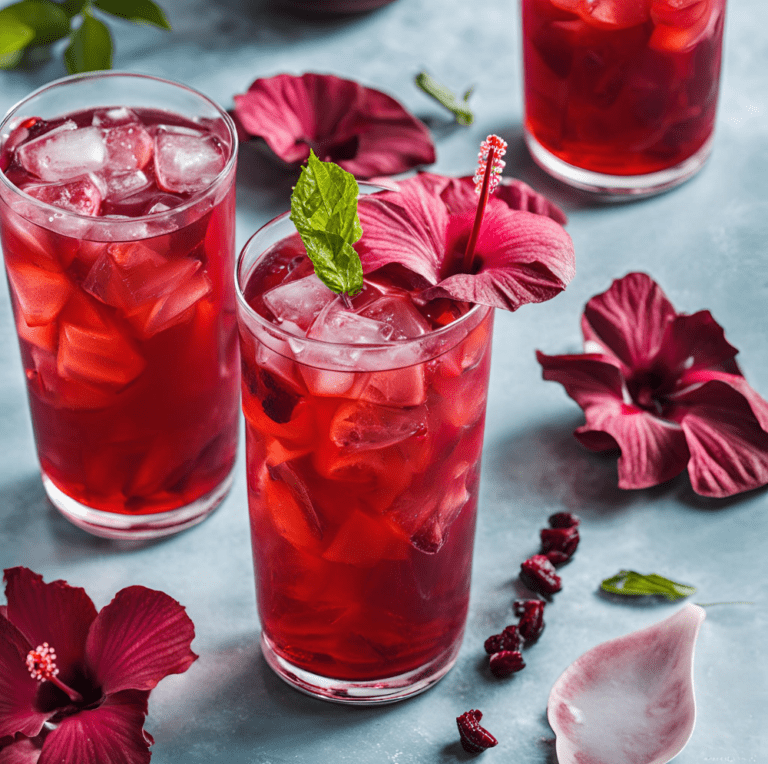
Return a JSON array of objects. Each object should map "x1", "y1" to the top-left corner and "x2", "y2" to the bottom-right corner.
[
  {"x1": 289, "y1": 150, "x2": 364, "y2": 297},
  {"x1": 601, "y1": 570, "x2": 697, "y2": 601},
  {"x1": 415, "y1": 71, "x2": 474, "y2": 126},
  {"x1": 0, "y1": 0, "x2": 170, "y2": 74}
]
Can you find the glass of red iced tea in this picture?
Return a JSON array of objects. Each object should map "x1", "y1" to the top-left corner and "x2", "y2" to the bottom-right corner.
[
  {"x1": 236, "y1": 195, "x2": 494, "y2": 703},
  {"x1": 521, "y1": 0, "x2": 727, "y2": 197},
  {"x1": 0, "y1": 73, "x2": 239, "y2": 538}
]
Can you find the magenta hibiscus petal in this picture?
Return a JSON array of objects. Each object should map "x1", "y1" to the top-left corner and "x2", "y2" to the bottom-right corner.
[
  {"x1": 0, "y1": 735, "x2": 43, "y2": 764},
  {"x1": 39, "y1": 690, "x2": 151, "y2": 764},
  {"x1": 538, "y1": 272, "x2": 768, "y2": 497},
  {"x1": 356, "y1": 174, "x2": 575, "y2": 311},
  {"x1": 4, "y1": 568, "x2": 96, "y2": 688},
  {"x1": 85, "y1": 586, "x2": 197, "y2": 695},
  {"x1": 233, "y1": 73, "x2": 435, "y2": 178},
  {"x1": 0, "y1": 618, "x2": 48, "y2": 739}
]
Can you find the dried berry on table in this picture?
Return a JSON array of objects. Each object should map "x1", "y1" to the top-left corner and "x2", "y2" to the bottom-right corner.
[
  {"x1": 515, "y1": 599, "x2": 546, "y2": 643},
  {"x1": 540, "y1": 525, "x2": 580, "y2": 563},
  {"x1": 520, "y1": 554, "x2": 562, "y2": 595},
  {"x1": 548, "y1": 511, "x2": 580, "y2": 528},
  {"x1": 489, "y1": 650, "x2": 525, "y2": 677},
  {"x1": 484, "y1": 624, "x2": 522, "y2": 654},
  {"x1": 457, "y1": 709, "x2": 499, "y2": 754}
]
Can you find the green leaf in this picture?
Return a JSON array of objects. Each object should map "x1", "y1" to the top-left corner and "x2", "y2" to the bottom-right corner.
[
  {"x1": 60, "y1": 0, "x2": 89, "y2": 17},
  {"x1": 0, "y1": 48, "x2": 25, "y2": 68},
  {"x1": 93, "y1": 0, "x2": 171, "y2": 29},
  {"x1": 289, "y1": 150, "x2": 364, "y2": 296},
  {"x1": 0, "y1": 13, "x2": 34, "y2": 56},
  {"x1": 415, "y1": 71, "x2": 474, "y2": 126},
  {"x1": 64, "y1": 12, "x2": 112, "y2": 73},
  {"x1": 0, "y1": 1, "x2": 70, "y2": 46},
  {"x1": 601, "y1": 570, "x2": 697, "y2": 601}
]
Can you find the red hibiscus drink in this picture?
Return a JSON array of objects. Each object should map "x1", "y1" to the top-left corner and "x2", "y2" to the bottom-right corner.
[
  {"x1": 0, "y1": 74, "x2": 239, "y2": 538},
  {"x1": 237, "y1": 207, "x2": 494, "y2": 703},
  {"x1": 521, "y1": 0, "x2": 727, "y2": 196}
]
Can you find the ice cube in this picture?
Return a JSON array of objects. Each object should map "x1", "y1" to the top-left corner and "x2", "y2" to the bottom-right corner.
[
  {"x1": 322, "y1": 510, "x2": 407, "y2": 566},
  {"x1": 92, "y1": 108, "x2": 140, "y2": 127},
  {"x1": 330, "y1": 401, "x2": 427, "y2": 452},
  {"x1": 23, "y1": 174, "x2": 104, "y2": 216},
  {"x1": 101, "y1": 170, "x2": 152, "y2": 201},
  {"x1": 154, "y1": 127, "x2": 226, "y2": 194},
  {"x1": 263, "y1": 273, "x2": 335, "y2": 331},
  {"x1": 17, "y1": 124, "x2": 107, "y2": 181},
  {"x1": 104, "y1": 123, "x2": 153, "y2": 172},
  {"x1": 358, "y1": 294, "x2": 431, "y2": 339},
  {"x1": 6, "y1": 262, "x2": 73, "y2": 327},
  {"x1": 359, "y1": 365, "x2": 427, "y2": 407},
  {"x1": 308, "y1": 301, "x2": 394, "y2": 346}
]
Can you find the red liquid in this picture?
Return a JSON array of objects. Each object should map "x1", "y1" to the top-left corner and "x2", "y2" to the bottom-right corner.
[
  {"x1": 241, "y1": 238, "x2": 493, "y2": 680},
  {"x1": 522, "y1": 0, "x2": 726, "y2": 175},
  {"x1": 0, "y1": 107, "x2": 238, "y2": 514}
]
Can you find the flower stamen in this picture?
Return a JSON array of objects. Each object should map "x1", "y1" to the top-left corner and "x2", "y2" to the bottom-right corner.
[
  {"x1": 26, "y1": 643, "x2": 83, "y2": 703},
  {"x1": 463, "y1": 135, "x2": 507, "y2": 272}
]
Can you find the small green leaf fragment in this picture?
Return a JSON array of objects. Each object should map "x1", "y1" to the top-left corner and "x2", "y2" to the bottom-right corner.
[
  {"x1": 0, "y1": 1, "x2": 70, "y2": 46},
  {"x1": 0, "y1": 14, "x2": 34, "y2": 56},
  {"x1": 289, "y1": 150, "x2": 364, "y2": 296},
  {"x1": 415, "y1": 71, "x2": 474, "y2": 126},
  {"x1": 64, "y1": 12, "x2": 112, "y2": 73},
  {"x1": 601, "y1": 570, "x2": 697, "y2": 601},
  {"x1": 93, "y1": 0, "x2": 171, "y2": 29}
]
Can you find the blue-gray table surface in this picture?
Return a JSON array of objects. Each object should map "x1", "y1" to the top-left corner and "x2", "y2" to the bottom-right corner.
[{"x1": 1, "y1": 0, "x2": 766, "y2": 761}]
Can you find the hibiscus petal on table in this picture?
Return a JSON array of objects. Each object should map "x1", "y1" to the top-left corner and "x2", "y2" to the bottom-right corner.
[
  {"x1": 37, "y1": 689, "x2": 151, "y2": 764},
  {"x1": 670, "y1": 375, "x2": 768, "y2": 497},
  {"x1": 0, "y1": 617, "x2": 50, "y2": 739},
  {"x1": 84, "y1": 586, "x2": 197, "y2": 695},
  {"x1": 581, "y1": 272, "x2": 677, "y2": 372},
  {"x1": 537, "y1": 351, "x2": 691, "y2": 487},
  {"x1": 3, "y1": 568, "x2": 97, "y2": 688},
  {"x1": 0, "y1": 734, "x2": 43, "y2": 764},
  {"x1": 422, "y1": 206, "x2": 575, "y2": 310},
  {"x1": 233, "y1": 73, "x2": 435, "y2": 178}
]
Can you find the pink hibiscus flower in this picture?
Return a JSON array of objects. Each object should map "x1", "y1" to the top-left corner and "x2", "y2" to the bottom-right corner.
[
  {"x1": 537, "y1": 272, "x2": 768, "y2": 497},
  {"x1": 233, "y1": 73, "x2": 436, "y2": 178},
  {"x1": 354, "y1": 171, "x2": 575, "y2": 310},
  {"x1": 0, "y1": 567, "x2": 197, "y2": 764}
]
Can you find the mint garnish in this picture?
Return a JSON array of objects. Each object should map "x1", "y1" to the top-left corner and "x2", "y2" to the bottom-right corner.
[
  {"x1": 289, "y1": 149, "x2": 364, "y2": 297},
  {"x1": 601, "y1": 571, "x2": 696, "y2": 601},
  {"x1": 415, "y1": 71, "x2": 474, "y2": 126}
]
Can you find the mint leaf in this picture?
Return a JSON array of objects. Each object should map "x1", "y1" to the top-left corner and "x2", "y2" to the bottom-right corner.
[
  {"x1": 601, "y1": 571, "x2": 696, "y2": 601},
  {"x1": 289, "y1": 150, "x2": 364, "y2": 296},
  {"x1": 94, "y1": 0, "x2": 171, "y2": 30},
  {"x1": 415, "y1": 71, "x2": 474, "y2": 126},
  {"x1": 64, "y1": 12, "x2": 112, "y2": 73},
  {"x1": 1, "y1": 1, "x2": 70, "y2": 46},
  {"x1": 60, "y1": 0, "x2": 89, "y2": 17},
  {"x1": 0, "y1": 13, "x2": 34, "y2": 56}
]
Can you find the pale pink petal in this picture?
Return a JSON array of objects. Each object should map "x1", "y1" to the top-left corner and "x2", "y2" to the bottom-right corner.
[
  {"x1": 3, "y1": 569, "x2": 97, "y2": 687},
  {"x1": 581, "y1": 273, "x2": 677, "y2": 371},
  {"x1": 38, "y1": 690, "x2": 151, "y2": 764},
  {"x1": 0, "y1": 617, "x2": 50, "y2": 739},
  {"x1": 537, "y1": 351, "x2": 690, "y2": 487},
  {"x1": 233, "y1": 73, "x2": 435, "y2": 178},
  {"x1": 0, "y1": 735, "x2": 43, "y2": 764},
  {"x1": 85, "y1": 586, "x2": 197, "y2": 695},
  {"x1": 671, "y1": 378, "x2": 768, "y2": 497}
]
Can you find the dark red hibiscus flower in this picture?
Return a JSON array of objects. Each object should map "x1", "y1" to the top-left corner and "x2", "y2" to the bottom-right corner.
[
  {"x1": 354, "y1": 171, "x2": 575, "y2": 311},
  {"x1": 0, "y1": 567, "x2": 197, "y2": 764},
  {"x1": 537, "y1": 272, "x2": 768, "y2": 497},
  {"x1": 233, "y1": 73, "x2": 436, "y2": 178}
]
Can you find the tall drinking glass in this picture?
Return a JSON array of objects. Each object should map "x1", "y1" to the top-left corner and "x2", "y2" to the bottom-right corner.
[
  {"x1": 236, "y1": 205, "x2": 494, "y2": 703},
  {"x1": 521, "y1": 0, "x2": 727, "y2": 197},
  {"x1": 0, "y1": 73, "x2": 239, "y2": 539}
]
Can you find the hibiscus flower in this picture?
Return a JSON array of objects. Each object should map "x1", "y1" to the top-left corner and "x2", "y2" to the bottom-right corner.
[
  {"x1": 0, "y1": 567, "x2": 197, "y2": 764},
  {"x1": 537, "y1": 272, "x2": 768, "y2": 497},
  {"x1": 233, "y1": 72, "x2": 436, "y2": 178},
  {"x1": 354, "y1": 170, "x2": 575, "y2": 310}
]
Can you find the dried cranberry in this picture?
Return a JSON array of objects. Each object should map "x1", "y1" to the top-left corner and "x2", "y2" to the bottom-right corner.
[
  {"x1": 456, "y1": 709, "x2": 498, "y2": 754},
  {"x1": 545, "y1": 550, "x2": 571, "y2": 566},
  {"x1": 484, "y1": 624, "x2": 522, "y2": 655},
  {"x1": 520, "y1": 555, "x2": 562, "y2": 595},
  {"x1": 540, "y1": 526, "x2": 580, "y2": 560},
  {"x1": 515, "y1": 599, "x2": 546, "y2": 643},
  {"x1": 548, "y1": 511, "x2": 580, "y2": 528},
  {"x1": 489, "y1": 650, "x2": 525, "y2": 677}
]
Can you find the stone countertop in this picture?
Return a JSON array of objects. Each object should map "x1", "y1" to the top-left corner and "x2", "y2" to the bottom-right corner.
[{"x1": 0, "y1": 0, "x2": 766, "y2": 761}]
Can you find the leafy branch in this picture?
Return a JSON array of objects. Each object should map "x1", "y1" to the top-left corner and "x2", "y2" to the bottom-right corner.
[{"x1": 0, "y1": 0, "x2": 170, "y2": 74}]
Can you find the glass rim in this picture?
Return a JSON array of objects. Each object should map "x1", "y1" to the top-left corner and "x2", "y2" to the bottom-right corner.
[
  {"x1": 0, "y1": 70, "x2": 238, "y2": 226},
  {"x1": 235, "y1": 201, "x2": 491, "y2": 352}
]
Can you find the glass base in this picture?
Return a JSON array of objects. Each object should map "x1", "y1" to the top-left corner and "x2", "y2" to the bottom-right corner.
[
  {"x1": 260, "y1": 632, "x2": 461, "y2": 705},
  {"x1": 524, "y1": 130, "x2": 714, "y2": 200},
  {"x1": 42, "y1": 466, "x2": 235, "y2": 540}
]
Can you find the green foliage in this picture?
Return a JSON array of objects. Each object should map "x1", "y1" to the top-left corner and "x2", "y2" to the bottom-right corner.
[
  {"x1": 415, "y1": 71, "x2": 474, "y2": 126},
  {"x1": 0, "y1": 0, "x2": 170, "y2": 73},
  {"x1": 601, "y1": 570, "x2": 697, "y2": 601}
]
